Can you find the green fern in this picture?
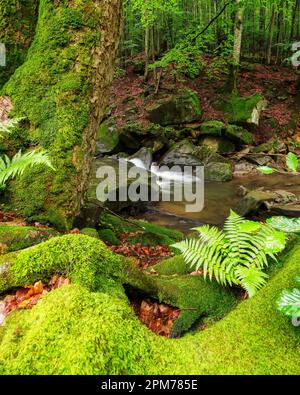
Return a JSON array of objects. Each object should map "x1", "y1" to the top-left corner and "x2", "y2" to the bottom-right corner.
[
  {"x1": 173, "y1": 210, "x2": 286, "y2": 297},
  {"x1": 0, "y1": 118, "x2": 24, "y2": 137},
  {"x1": 0, "y1": 150, "x2": 55, "y2": 188}
]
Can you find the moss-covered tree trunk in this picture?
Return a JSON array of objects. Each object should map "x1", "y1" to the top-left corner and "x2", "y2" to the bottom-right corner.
[{"x1": 2, "y1": 0, "x2": 122, "y2": 229}]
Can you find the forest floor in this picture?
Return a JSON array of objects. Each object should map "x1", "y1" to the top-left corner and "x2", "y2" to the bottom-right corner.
[
  {"x1": 0, "y1": 212, "x2": 180, "y2": 337},
  {"x1": 110, "y1": 56, "x2": 300, "y2": 145}
]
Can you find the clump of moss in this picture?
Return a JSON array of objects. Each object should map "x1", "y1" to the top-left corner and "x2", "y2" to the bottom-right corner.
[
  {"x1": 151, "y1": 255, "x2": 191, "y2": 276},
  {"x1": 222, "y1": 93, "x2": 264, "y2": 124},
  {"x1": 98, "y1": 229, "x2": 120, "y2": 245},
  {"x1": 0, "y1": 234, "x2": 125, "y2": 293},
  {"x1": 0, "y1": 225, "x2": 59, "y2": 254},
  {"x1": 0, "y1": 285, "x2": 169, "y2": 375}
]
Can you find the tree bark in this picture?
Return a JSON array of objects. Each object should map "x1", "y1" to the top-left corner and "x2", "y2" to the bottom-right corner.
[{"x1": 3, "y1": 0, "x2": 123, "y2": 229}]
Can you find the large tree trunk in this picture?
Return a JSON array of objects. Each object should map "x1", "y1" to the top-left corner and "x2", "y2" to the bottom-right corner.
[{"x1": 2, "y1": 0, "x2": 122, "y2": 229}]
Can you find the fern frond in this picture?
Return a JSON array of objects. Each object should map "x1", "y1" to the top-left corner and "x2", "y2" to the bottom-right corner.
[
  {"x1": 235, "y1": 266, "x2": 269, "y2": 298},
  {"x1": 0, "y1": 150, "x2": 55, "y2": 187}
]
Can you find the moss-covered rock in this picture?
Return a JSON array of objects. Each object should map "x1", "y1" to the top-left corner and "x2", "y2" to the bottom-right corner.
[
  {"x1": 0, "y1": 239, "x2": 299, "y2": 374},
  {"x1": 204, "y1": 162, "x2": 233, "y2": 182},
  {"x1": 96, "y1": 120, "x2": 120, "y2": 155},
  {"x1": 199, "y1": 120, "x2": 225, "y2": 136},
  {"x1": 199, "y1": 136, "x2": 235, "y2": 154},
  {"x1": 3, "y1": 0, "x2": 122, "y2": 229},
  {"x1": 221, "y1": 93, "x2": 266, "y2": 126},
  {"x1": 225, "y1": 124, "x2": 253, "y2": 145},
  {"x1": 80, "y1": 228, "x2": 99, "y2": 239},
  {"x1": 146, "y1": 89, "x2": 202, "y2": 126},
  {"x1": 0, "y1": 225, "x2": 59, "y2": 254}
]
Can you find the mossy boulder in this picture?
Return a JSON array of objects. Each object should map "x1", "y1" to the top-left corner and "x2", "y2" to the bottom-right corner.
[
  {"x1": 199, "y1": 120, "x2": 225, "y2": 136},
  {"x1": 80, "y1": 228, "x2": 99, "y2": 239},
  {"x1": 98, "y1": 228, "x2": 120, "y2": 245},
  {"x1": 159, "y1": 141, "x2": 233, "y2": 181},
  {"x1": 225, "y1": 124, "x2": 253, "y2": 145},
  {"x1": 146, "y1": 89, "x2": 202, "y2": 126},
  {"x1": 99, "y1": 212, "x2": 183, "y2": 247},
  {"x1": 221, "y1": 94, "x2": 267, "y2": 126},
  {"x1": 96, "y1": 120, "x2": 120, "y2": 155},
  {"x1": 159, "y1": 140, "x2": 203, "y2": 167},
  {"x1": 0, "y1": 225, "x2": 59, "y2": 254},
  {"x1": 199, "y1": 136, "x2": 235, "y2": 154},
  {"x1": 204, "y1": 162, "x2": 233, "y2": 182},
  {"x1": 0, "y1": 237, "x2": 299, "y2": 374}
]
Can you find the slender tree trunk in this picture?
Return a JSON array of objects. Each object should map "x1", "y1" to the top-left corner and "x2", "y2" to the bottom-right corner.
[
  {"x1": 227, "y1": 0, "x2": 244, "y2": 93},
  {"x1": 267, "y1": 4, "x2": 276, "y2": 65}
]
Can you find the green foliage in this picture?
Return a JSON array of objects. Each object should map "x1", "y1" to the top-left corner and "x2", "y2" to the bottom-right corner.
[
  {"x1": 258, "y1": 152, "x2": 300, "y2": 175},
  {"x1": 150, "y1": 44, "x2": 204, "y2": 78},
  {"x1": 267, "y1": 217, "x2": 300, "y2": 234},
  {"x1": 0, "y1": 150, "x2": 54, "y2": 189},
  {"x1": 80, "y1": 228, "x2": 99, "y2": 239},
  {"x1": 277, "y1": 276, "x2": 300, "y2": 319},
  {"x1": 173, "y1": 210, "x2": 286, "y2": 297},
  {"x1": 286, "y1": 152, "x2": 299, "y2": 173}
]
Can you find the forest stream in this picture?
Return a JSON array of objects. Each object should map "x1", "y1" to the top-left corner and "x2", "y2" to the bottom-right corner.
[{"x1": 138, "y1": 173, "x2": 300, "y2": 232}]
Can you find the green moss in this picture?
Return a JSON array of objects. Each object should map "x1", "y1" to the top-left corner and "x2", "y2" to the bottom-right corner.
[
  {"x1": 97, "y1": 120, "x2": 120, "y2": 154},
  {"x1": 0, "y1": 225, "x2": 59, "y2": 253},
  {"x1": 80, "y1": 228, "x2": 99, "y2": 239},
  {"x1": 151, "y1": 255, "x2": 191, "y2": 276},
  {"x1": 2, "y1": 1, "x2": 104, "y2": 229},
  {"x1": 98, "y1": 229, "x2": 120, "y2": 245},
  {"x1": 99, "y1": 212, "x2": 183, "y2": 246},
  {"x1": 222, "y1": 93, "x2": 264, "y2": 124},
  {"x1": 225, "y1": 124, "x2": 253, "y2": 145},
  {"x1": 0, "y1": 1, "x2": 38, "y2": 88},
  {"x1": 0, "y1": 234, "x2": 124, "y2": 294},
  {"x1": 0, "y1": 239, "x2": 299, "y2": 374},
  {"x1": 199, "y1": 120, "x2": 225, "y2": 136}
]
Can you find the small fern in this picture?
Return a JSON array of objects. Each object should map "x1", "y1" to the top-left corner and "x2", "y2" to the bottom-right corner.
[
  {"x1": 0, "y1": 117, "x2": 24, "y2": 137},
  {"x1": 0, "y1": 150, "x2": 55, "y2": 188},
  {"x1": 173, "y1": 210, "x2": 286, "y2": 297}
]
